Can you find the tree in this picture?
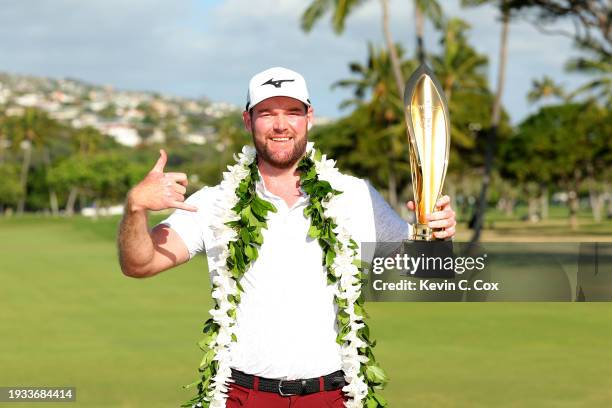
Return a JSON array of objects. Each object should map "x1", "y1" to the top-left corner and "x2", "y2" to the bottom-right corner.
[
  {"x1": 431, "y1": 17, "x2": 490, "y2": 148},
  {"x1": 0, "y1": 113, "x2": 8, "y2": 164},
  {"x1": 301, "y1": 0, "x2": 405, "y2": 98},
  {"x1": 331, "y1": 28, "x2": 501, "y2": 213},
  {"x1": 302, "y1": 0, "x2": 445, "y2": 96},
  {"x1": 504, "y1": 103, "x2": 611, "y2": 228},
  {"x1": 47, "y1": 156, "x2": 93, "y2": 215},
  {"x1": 526, "y1": 76, "x2": 571, "y2": 218},
  {"x1": 462, "y1": 0, "x2": 512, "y2": 244},
  {"x1": 0, "y1": 163, "x2": 23, "y2": 213},
  {"x1": 507, "y1": 0, "x2": 611, "y2": 57},
  {"x1": 333, "y1": 43, "x2": 417, "y2": 208},
  {"x1": 70, "y1": 126, "x2": 110, "y2": 156},
  {"x1": 508, "y1": 1, "x2": 611, "y2": 104},
  {"x1": 179, "y1": 112, "x2": 252, "y2": 189},
  {"x1": 527, "y1": 75, "x2": 567, "y2": 104},
  {"x1": 49, "y1": 152, "x2": 149, "y2": 215},
  {"x1": 4, "y1": 108, "x2": 65, "y2": 214},
  {"x1": 426, "y1": 17, "x2": 491, "y2": 214},
  {"x1": 432, "y1": 18, "x2": 489, "y2": 103},
  {"x1": 414, "y1": 0, "x2": 445, "y2": 63},
  {"x1": 565, "y1": 43, "x2": 612, "y2": 106},
  {"x1": 54, "y1": 126, "x2": 119, "y2": 215},
  {"x1": 88, "y1": 153, "x2": 149, "y2": 206}
]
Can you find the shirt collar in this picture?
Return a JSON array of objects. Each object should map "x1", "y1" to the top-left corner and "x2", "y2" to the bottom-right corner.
[{"x1": 255, "y1": 169, "x2": 308, "y2": 209}]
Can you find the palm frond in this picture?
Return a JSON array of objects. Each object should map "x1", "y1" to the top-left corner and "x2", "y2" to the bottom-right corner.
[
  {"x1": 332, "y1": 0, "x2": 364, "y2": 34},
  {"x1": 301, "y1": 0, "x2": 331, "y2": 33}
]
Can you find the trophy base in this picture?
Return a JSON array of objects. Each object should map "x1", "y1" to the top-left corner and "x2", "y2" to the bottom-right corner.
[
  {"x1": 411, "y1": 223, "x2": 443, "y2": 241},
  {"x1": 399, "y1": 237, "x2": 455, "y2": 278}
]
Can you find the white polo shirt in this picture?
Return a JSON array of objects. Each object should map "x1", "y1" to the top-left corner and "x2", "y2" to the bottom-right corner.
[{"x1": 159, "y1": 171, "x2": 409, "y2": 380}]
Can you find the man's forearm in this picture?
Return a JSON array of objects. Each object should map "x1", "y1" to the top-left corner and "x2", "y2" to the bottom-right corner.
[{"x1": 118, "y1": 197, "x2": 155, "y2": 277}]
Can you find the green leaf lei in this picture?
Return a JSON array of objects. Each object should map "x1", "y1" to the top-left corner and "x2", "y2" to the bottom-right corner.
[{"x1": 182, "y1": 146, "x2": 388, "y2": 408}]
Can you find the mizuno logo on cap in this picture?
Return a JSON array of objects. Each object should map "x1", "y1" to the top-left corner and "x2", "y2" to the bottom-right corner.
[{"x1": 261, "y1": 78, "x2": 295, "y2": 88}]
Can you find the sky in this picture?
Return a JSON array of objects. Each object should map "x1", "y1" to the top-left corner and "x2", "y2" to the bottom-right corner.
[{"x1": 0, "y1": 0, "x2": 587, "y2": 124}]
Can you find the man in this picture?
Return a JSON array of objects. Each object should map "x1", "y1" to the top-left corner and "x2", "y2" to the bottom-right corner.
[{"x1": 118, "y1": 67, "x2": 456, "y2": 408}]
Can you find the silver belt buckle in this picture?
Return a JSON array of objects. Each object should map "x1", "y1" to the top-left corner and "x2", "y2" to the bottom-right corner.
[
  {"x1": 278, "y1": 379, "x2": 306, "y2": 396},
  {"x1": 278, "y1": 379, "x2": 294, "y2": 397}
]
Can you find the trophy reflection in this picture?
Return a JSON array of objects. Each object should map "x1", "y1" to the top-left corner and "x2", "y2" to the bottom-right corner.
[{"x1": 404, "y1": 64, "x2": 450, "y2": 241}]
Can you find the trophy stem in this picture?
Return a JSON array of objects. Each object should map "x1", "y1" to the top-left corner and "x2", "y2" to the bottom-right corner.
[
  {"x1": 412, "y1": 223, "x2": 433, "y2": 241},
  {"x1": 411, "y1": 223, "x2": 446, "y2": 241}
]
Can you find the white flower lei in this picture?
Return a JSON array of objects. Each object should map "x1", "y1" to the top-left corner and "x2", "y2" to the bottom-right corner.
[{"x1": 186, "y1": 143, "x2": 387, "y2": 408}]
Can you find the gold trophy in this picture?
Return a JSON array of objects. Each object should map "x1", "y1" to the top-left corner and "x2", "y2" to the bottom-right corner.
[{"x1": 404, "y1": 63, "x2": 450, "y2": 241}]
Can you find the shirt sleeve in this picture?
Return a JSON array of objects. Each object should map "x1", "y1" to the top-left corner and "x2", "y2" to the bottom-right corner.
[
  {"x1": 366, "y1": 182, "x2": 411, "y2": 257},
  {"x1": 156, "y1": 187, "x2": 210, "y2": 259}
]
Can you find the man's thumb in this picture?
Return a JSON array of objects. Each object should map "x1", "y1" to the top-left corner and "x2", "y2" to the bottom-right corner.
[{"x1": 152, "y1": 149, "x2": 167, "y2": 172}]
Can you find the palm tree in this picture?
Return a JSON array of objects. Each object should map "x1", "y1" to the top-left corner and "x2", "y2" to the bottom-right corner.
[
  {"x1": 335, "y1": 43, "x2": 408, "y2": 112},
  {"x1": 60, "y1": 126, "x2": 107, "y2": 215},
  {"x1": 302, "y1": 0, "x2": 445, "y2": 96},
  {"x1": 302, "y1": 0, "x2": 449, "y2": 212},
  {"x1": 462, "y1": 0, "x2": 511, "y2": 244},
  {"x1": 565, "y1": 43, "x2": 612, "y2": 106},
  {"x1": 302, "y1": 0, "x2": 405, "y2": 97},
  {"x1": 522, "y1": 74, "x2": 566, "y2": 220},
  {"x1": 414, "y1": 0, "x2": 444, "y2": 64},
  {"x1": 431, "y1": 17, "x2": 490, "y2": 172},
  {"x1": 13, "y1": 110, "x2": 38, "y2": 214},
  {"x1": 431, "y1": 18, "x2": 489, "y2": 104},
  {"x1": 9, "y1": 109, "x2": 62, "y2": 215},
  {"x1": 527, "y1": 75, "x2": 567, "y2": 104},
  {"x1": 334, "y1": 43, "x2": 417, "y2": 207},
  {"x1": 428, "y1": 17, "x2": 490, "y2": 212},
  {"x1": 0, "y1": 114, "x2": 8, "y2": 165}
]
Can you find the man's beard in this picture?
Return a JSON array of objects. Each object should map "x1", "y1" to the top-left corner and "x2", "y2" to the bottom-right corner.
[{"x1": 253, "y1": 132, "x2": 308, "y2": 169}]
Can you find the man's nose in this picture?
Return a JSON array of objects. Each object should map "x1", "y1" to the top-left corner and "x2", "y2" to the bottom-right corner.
[{"x1": 272, "y1": 114, "x2": 288, "y2": 131}]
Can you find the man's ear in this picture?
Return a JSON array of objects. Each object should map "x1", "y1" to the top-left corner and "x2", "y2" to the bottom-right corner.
[
  {"x1": 242, "y1": 110, "x2": 252, "y2": 132},
  {"x1": 306, "y1": 106, "x2": 314, "y2": 131}
]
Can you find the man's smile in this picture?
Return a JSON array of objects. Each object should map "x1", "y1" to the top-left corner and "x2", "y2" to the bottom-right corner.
[{"x1": 269, "y1": 136, "x2": 293, "y2": 143}]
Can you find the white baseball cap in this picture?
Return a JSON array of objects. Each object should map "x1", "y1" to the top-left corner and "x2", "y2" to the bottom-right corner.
[{"x1": 246, "y1": 67, "x2": 311, "y2": 111}]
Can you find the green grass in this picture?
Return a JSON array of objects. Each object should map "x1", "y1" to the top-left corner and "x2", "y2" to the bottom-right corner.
[
  {"x1": 2, "y1": 216, "x2": 612, "y2": 407},
  {"x1": 454, "y1": 205, "x2": 612, "y2": 242}
]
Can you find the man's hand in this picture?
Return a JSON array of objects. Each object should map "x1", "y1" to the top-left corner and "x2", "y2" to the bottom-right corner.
[
  {"x1": 127, "y1": 149, "x2": 197, "y2": 213},
  {"x1": 406, "y1": 195, "x2": 456, "y2": 239}
]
